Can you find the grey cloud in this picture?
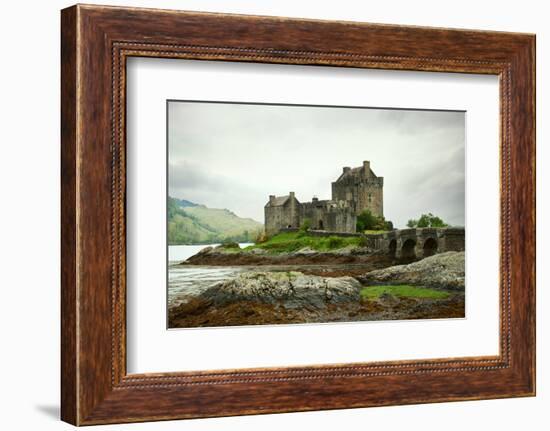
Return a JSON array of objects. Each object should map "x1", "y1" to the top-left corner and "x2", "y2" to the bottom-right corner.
[{"x1": 168, "y1": 101, "x2": 465, "y2": 228}]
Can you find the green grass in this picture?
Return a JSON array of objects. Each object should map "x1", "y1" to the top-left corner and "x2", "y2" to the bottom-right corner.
[
  {"x1": 360, "y1": 285, "x2": 450, "y2": 300},
  {"x1": 362, "y1": 229, "x2": 388, "y2": 235},
  {"x1": 244, "y1": 231, "x2": 363, "y2": 254}
]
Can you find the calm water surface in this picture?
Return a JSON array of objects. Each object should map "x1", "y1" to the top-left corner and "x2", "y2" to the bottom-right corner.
[{"x1": 168, "y1": 244, "x2": 252, "y2": 307}]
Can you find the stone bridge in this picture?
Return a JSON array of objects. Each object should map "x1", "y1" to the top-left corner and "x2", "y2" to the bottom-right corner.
[
  {"x1": 276, "y1": 226, "x2": 465, "y2": 258},
  {"x1": 370, "y1": 227, "x2": 465, "y2": 259}
]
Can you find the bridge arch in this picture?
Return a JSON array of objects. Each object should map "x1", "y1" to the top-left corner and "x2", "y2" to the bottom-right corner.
[
  {"x1": 388, "y1": 239, "x2": 397, "y2": 257},
  {"x1": 401, "y1": 238, "x2": 416, "y2": 259},
  {"x1": 423, "y1": 237, "x2": 438, "y2": 257}
]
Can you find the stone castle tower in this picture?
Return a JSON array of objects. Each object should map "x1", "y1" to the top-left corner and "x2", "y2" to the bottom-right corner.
[
  {"x1": 331, "y1": 160, "x2": 384, "y2": 217},
  {"x1": 264, "y1": 161, "x2": 383, "y2": 236}
]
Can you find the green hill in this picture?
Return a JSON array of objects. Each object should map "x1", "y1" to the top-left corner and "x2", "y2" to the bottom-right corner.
[
  {"x1": 173, "y1": 197, "x2": 198, "y2": 208},
  {"x1": 168, "y1": 197, "x2": 263, "y2": 245}
]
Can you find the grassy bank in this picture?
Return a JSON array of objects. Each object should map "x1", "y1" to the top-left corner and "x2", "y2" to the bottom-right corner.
[
  {"x1": 244, "y1": 231, "x2": 365, "y2": 254},
  {"x1": 360, "y1": 285, "x2": 451, "y2": 300},
  {"x1": 362, "y1": 229, "x2": 388, "y2": 235}
]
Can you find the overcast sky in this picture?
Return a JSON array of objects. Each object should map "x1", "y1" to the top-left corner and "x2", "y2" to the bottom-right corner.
[{"x1": 168, "y1": 101, "x2": 465, "y2": 228}]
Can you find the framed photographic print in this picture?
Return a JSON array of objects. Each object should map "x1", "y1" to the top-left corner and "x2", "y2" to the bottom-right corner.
[
  {"x1": 61, "y1": 4, "x2": 535, "y2": 425},
  {"x1": 164, "y1": 101, "x2": 466, "y2": 330}
]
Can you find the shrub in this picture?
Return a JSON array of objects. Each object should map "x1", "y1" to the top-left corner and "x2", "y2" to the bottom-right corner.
[
  {"x1": 358, "y1": 236, "x2": 371, "y2": 248},
  {"x1": 300, "y1": 218, "x2": 311, "y2": 232},
  {"x1": 220, "y1": 241, "x2": 240, "y2": 249},
  {"x1": 356, "y1": 210, "x2": 392, "y2": 232},
  {"x1": 327, "y1": 236, "x2": 344, "y2": 249},
  {"x1": 255, "y1": 230, "x2": 268, "y2": 243}
]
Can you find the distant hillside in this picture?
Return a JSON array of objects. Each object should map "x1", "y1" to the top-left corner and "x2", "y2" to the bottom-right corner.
[
  {"x1": 168, "y1": 197, "x2": 263, "y2": 245},
  {"x1": 173, "y1": 197, "x2": 198, "y2": 208}
]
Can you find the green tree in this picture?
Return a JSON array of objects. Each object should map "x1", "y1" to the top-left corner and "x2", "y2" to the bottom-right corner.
[
  {"x1": 357, "y1": 210, "x2": 377, "y2": 231},
  {"x1": 356, "y1": 210, "x2": 393, "y2": 232},
  {"x1": 407, "y1": 213, "x2": 448, "y2": 228}
]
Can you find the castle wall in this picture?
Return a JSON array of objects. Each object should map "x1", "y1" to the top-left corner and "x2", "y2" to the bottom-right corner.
[
  {"x1": 325, "y1": 209, "x2": 357, "y2": 233},
  {"x1": 264, "y1": 196, "x2": 300, "y2": 237},
  {"x1": 356, "y1": 180, "x2": 384, "y2": 217},
  {"x1": 300, "y1": 200, "x2": 356, "y2": 234},
  {"x1": 331, "y1": 162, "x2": 384, "y2": 217},
  {"x1": 265, "y1": 162, "x2": 382, "y2": 236},
  {"x1": 264, "y1": 206, "x2": 288, "y2": 237},
  {"x1": 300, "y1": 201, "x2": 326, "y2": 230}
]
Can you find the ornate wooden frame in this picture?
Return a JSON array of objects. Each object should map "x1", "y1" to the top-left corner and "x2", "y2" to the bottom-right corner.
[{"x1": 61, "y1": 4, "x2": 536, "y2": 425}]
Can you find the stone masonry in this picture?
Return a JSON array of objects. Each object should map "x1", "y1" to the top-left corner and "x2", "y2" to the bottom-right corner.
[
  {"x1": 371, "y1": 227, "x2": 465, "y2": 259},
  {"x1": 264, "y1": 161, "x2": 383, "y2": 236},
  {"x1": 332, "y1": 160, "x2": 384, "y2": 217}
]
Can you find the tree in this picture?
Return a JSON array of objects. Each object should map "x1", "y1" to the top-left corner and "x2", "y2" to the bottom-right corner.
[
  {"x1": 407, "y1": 213, "x2": 448, "y2": 228},
  {"x1": 356, "y1": 210, "x2": 377, "y2": 231},
  {"x1": 356, "y1": 210, "x2": 393, "y2": 232}
]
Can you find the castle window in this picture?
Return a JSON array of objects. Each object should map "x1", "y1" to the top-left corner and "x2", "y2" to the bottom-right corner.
[{"x1": 368, "y1": 193, "x2": 372, "y2": 203}]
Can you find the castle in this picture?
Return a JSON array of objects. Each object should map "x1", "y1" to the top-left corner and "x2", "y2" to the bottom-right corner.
[{"x1": 264, "y1": 161, "x2": 384, "y2": 236}]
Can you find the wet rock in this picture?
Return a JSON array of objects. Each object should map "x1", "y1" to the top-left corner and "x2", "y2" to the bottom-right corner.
[
  {"x1": 295, "y1": 247, "x2": 317, "y2": 255},
  {"x1": 249, "y1": 248, "x2": 268, "y2": 255},
  {"x1": 199, "y1": 271, "x2": 362, "y2": 310},
  {"x1": 182, "y1": 241, "x2": 386, "y2": 266},
  {"x1": 195, "y1": 246, "x2": 213, "y2": 256},
  {"x1": 359, "y1": 251, "x2": 465, "y2": 290},
  {"x1": 332, "y1": 245, "x2": 355, "y2": 255},
  {"x1": 377, "y1": 292, "x2": 400, "y2": 306}
]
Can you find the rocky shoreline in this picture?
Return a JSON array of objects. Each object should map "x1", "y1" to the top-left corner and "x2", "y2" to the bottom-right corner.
[
  {"x1": 358, "y1": 252, "x2": 465, "y2": 290},
  {"x1": 169, "y1": 251, "x2": 465, "y2": 328},
  {"x1": 182, "y1": 243, "x2": 395, "y2": 267}
]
